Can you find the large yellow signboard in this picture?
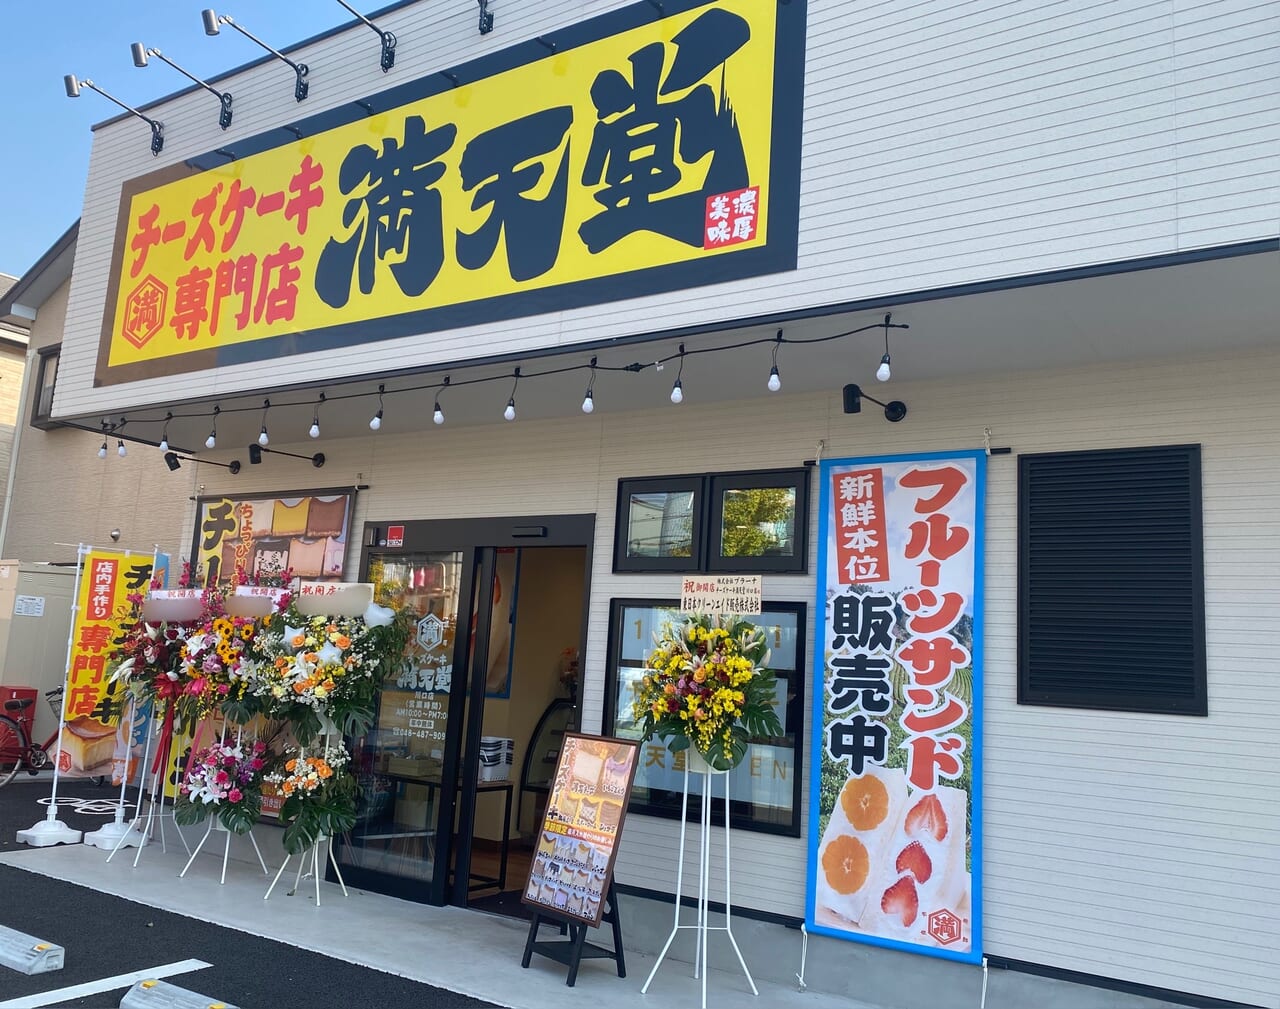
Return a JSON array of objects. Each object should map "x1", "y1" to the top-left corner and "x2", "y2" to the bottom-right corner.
[{"x1": 96, "y1": 0, "x2": 805, "y2": 384}]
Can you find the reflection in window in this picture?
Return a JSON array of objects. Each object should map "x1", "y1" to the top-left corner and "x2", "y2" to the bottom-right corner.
[
  {"x1": 604, "y1": 599, "x2": 805, "y2": 837},
  {"x1": 30, "y1": 346, "x2": 60, "y2": 429},
  {"x1": 626, "y1": 491, "x2": 694, "y2": 558},
  {"x1": 719, "y1": 486, "x2": 797, "y2": 558}
]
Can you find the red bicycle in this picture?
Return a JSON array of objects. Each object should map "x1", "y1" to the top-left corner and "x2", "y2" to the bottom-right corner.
[{"x1": 0, "y1": 687, "x2": 107, "y2": 788}]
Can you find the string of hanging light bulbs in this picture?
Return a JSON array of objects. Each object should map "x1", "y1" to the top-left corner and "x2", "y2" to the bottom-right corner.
[{"x1": 92, "y1": 315, "x2": 907, "y2": 455}]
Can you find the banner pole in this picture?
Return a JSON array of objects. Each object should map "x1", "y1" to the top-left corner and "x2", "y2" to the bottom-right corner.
[
  {"x1": 85, "y1": 547, "x2": 159, "y2": 850},
  {"x1": 17, "y1": 544, "x2": 90, "y2": 846}
]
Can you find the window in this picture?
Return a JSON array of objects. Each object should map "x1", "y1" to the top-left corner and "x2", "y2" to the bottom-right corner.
[
  {"x1": 29, "y1": 345, "x2": 60, "y2": 429},
  {"x1": 614, "y1": 468, "x2": 808, "y2": 573},
  {"x1": 1018, "y1": 445, "x2": 1207, "y2": 715},
  {"x1": 603, "y1": 598, "x2": 805, "y2": 836}
]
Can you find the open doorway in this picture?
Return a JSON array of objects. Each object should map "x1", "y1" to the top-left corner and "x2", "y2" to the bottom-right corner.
[
  {"x1": 460, "y1": 546, "x2": 586, "y2": 919},
  {"x1": 336, "y1": 515, "x2": 591, "y2": 910}
]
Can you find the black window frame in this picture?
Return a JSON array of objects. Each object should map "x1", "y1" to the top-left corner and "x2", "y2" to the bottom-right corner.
[
  {"x1": 612, "y1": 475, "x2": 704, "y2": 573},
  {"x1": 1017, "y1": 444, "x2": 1208, "y2": 716},
  {"x1": 29, "y1": 344, "x2": 61, "y2": 430},
  {"x1": 602, "y1": 597, "x2": 806, "y2": 837},
  {"x1": 613, "y1": 467, "x2": 809, "y2": 574}
]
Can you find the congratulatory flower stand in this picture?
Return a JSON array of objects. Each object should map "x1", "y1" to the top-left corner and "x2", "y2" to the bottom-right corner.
[{"x1": 633, "y1": 614, "x2": 783, "y2": 1009}]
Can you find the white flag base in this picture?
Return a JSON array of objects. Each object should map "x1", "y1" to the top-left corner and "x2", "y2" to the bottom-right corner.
[
  {"x1": 16, "y1": 818, "x2": 83, "y2": 847},
  {"x1": 84, "y1": 818, "x2": 146, "y2": 850}
]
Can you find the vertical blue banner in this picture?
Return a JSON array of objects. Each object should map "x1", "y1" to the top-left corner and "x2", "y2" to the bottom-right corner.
[{"x1": 806, "y1": 451, "x2": 985, "y2": 963}]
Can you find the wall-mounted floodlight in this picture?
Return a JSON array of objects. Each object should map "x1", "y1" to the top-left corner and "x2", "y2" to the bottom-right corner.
[
  {"x1": 165, "y1": 451, "x2": 242, "y2": 474},
  {"x1": 334, "y1": 0, "x2": 397, "y2": 71},
  {"x1": 478, "y1": 0, "x2": 494, "y2": 35},
  {"x1": 202, "y1": 9, "x2": 309, "y2": 102},
  {"x1": 63, "y1": 74, "x2": 164, "y2": 155},
  {"x1": 842, "y1": 384, "x2": 908, "y2": 422},
  {"x1": 248, "y1": 443, "x2": 326, "y2": 468},
  {"x1": 131, "y1": 43, "x2": 234, "y2": 130}
]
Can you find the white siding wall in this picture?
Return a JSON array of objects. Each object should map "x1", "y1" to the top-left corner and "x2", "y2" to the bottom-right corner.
[
  {"x1": 167, "y1": 344, "x2": 1280, "y2": 1007},
  {"x1": 53, "y1": 0, "x2": 1280, "y2": 417}
]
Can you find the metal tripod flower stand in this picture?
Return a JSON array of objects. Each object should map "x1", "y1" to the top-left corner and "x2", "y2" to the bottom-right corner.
[{"x1": 641, "y1": 751, "x2": 758, "y2": 1009}]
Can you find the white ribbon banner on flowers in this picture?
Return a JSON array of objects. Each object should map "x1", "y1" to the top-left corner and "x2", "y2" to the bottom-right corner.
[
  {"x1": 294, "y1": 581, "x2": 373, "y2": 617},
  {"x1": 679, "y1": 575, "x2": 762, "y2": 615}
]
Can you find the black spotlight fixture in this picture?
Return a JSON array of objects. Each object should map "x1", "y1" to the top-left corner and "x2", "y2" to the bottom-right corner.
[
  {"x1": 334, "y1": 0, "x2": 398, "y2": 71},
  {"x1": 202, "y1": 9, "x2": 309, "y2": 102},
  {"x1": 131, "y1": 43, "x2": 233, "y2": 129},
  {"x1": 63, "y1": 74, "x2": 164, "y2": 155},
  {"x1": 477, "y1": 0, "x2": 494, "y2": 34},
  {"x1": 165, "y1": 451, "x2": 241, "y2": 473},
  {"x1": 843, "y1": 383, "x2": 908, "y2": 422},
  {"x1": 249, "y1": 444, "x2": 325, "y2": 468}
]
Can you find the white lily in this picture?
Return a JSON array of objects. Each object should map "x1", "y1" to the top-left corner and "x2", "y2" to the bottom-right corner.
[
  {"x1": 185, "y1": 632, "x2": 208, "y2": 657},
  {"x1": 363, "y1": 602, "x2": 395, "y2": 627},
  {"x1": 108, "y1": 657, "x2": 136, "y2": 684},
  {"x1": 316, "y1": 641, "x2": 344, "y2": 667}
]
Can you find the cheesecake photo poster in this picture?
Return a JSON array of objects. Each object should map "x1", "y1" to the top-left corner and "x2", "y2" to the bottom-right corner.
[
  {"x1": 807, "y1": 451, "x2": 985, "y2": 963},
  {"x1": 56, "y1": 549, "x2": 170, "y2": 780}
]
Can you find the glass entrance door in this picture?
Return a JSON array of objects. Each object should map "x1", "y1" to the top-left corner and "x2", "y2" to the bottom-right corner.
[{"x1": 332, "y1": 550, "x2": 471, "y2": 903}]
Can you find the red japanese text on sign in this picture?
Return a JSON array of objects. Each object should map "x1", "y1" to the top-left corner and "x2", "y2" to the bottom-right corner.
[
  {"x1": 894, "y1": 463, "x2": 974, "y2": 792},
  {"x1": 833, "y1": 469, "x2": 889, "y2": 584}
]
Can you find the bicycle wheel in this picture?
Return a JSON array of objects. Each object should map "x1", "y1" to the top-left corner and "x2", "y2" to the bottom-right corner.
[{"x1": 0, "y1": 714, "x2": 26, "y2": 788}]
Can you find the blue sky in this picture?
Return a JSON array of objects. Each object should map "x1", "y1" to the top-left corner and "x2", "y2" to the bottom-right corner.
[{"x1": 0, "y1": 2, "x2": 357, "y2": 277}]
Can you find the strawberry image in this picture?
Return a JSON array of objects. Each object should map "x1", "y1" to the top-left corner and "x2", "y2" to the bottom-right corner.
[
  {"x1": 904, "y1": 793, "x2": 948, "y2": 841},
  {"x1": 881, "y1": 876, "x2": 919, "y2": 926},
  {"x1": 895, "y1": 840, "x2": 933, "y2": 883}
]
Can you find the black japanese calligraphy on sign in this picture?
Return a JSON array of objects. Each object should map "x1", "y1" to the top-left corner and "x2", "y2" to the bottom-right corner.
[
  {"x1": 200, "y1": 500, "x2": 237, "y2": 552},
  {"x1": 457, "y1": 107, "x2": 574, "y2": 281},
  {"x1": 580, "y1": 7, "x2": 750, "y2": 253},
  {"x1": 316, "y1": 116, "x2": 459, "y2": 308},
  {"x1": 826, "y1": 715, "x2": 888, "y2": 776},
  {"x1": 830, "y1": 593, "x2": 895, "y2": 652}
]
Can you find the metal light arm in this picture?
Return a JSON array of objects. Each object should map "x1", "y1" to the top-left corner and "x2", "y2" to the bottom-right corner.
[
  {"x1": 64, "y1": 75, "x2": 164, "y2": 155},
  {"x1": 334, "y1": 0, "x2": 398, "y2": 71},
  {"x1": 133, "y1": 45, "x2": 234, "y2": 130},
  {"x1": 203, "y1": 11, "x2": 309, "y2": 101}
]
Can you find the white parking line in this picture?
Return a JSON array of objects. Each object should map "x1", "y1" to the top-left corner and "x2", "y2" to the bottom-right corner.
[{"x1": 0, "y1": 958, "x2": 212, "y2": 1008}]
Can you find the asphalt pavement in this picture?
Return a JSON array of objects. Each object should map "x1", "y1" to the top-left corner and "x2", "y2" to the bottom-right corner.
[{"x1": 0, "y1": 778, "x2": 499, "y2": 1008}]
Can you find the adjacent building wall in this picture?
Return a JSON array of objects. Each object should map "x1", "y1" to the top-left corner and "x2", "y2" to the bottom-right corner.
[{"x1": 0, "y1": 276, "x2": 188, "y2": 567}]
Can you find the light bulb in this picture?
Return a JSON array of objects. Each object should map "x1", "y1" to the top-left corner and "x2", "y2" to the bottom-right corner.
[
  {"x1": 97, "y1": 442, "x2": 108, "y2": 459},
  {"x1": 876, "y1": 354, "x2": 891, "y2": 382},
  {"x1": 670, "y1": 379, "x2": 684, "y2": 404},
  {"x1": 369, "y1": 410, "x2": 382, "y2": 431},
  {"x1": 433, "y1": 402, "x2": 444, "y2": 425},
  {"x1": 504, "y1": 399, "x2": 516, "y2": 422},
  {"x1": 767, "y1": 366, "x2": 781, "y2": 392},
  {"x1": 117, "y1": 440, "x2": 127, "y2": 458},
  {"x1": 258, "y1": 427, "x2": 269, "y2": 446},
  {"x1": 205, "y1": 431, "x2": 217, "y2": 450},
  {"x1": 309, "y1": 420, "x2": 320, "y2": 439},
  {"x1": 582, "y1": 391, "x2": 594, "y2": 414},
  {"x1": 158, "y1": 436, "x2": 169, "y2": 453}
]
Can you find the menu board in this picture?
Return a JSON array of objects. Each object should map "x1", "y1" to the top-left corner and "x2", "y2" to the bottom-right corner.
[{"x1": 521, "y1": 733, "x2": 639, "y2": 926}]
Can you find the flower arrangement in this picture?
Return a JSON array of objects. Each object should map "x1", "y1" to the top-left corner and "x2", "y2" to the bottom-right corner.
[
  {"x1": 633, "y1": 613, "x2": 784, "y2": 771},
  {"x1": 174, "y1": 738, "x2": 271, "y2": 834},
  {"x1": 267, "y1": 742, "x2": 358, "y2": 855},
  {"x1": 245, "y1": 603, "x2": 412, "y2": 743}
]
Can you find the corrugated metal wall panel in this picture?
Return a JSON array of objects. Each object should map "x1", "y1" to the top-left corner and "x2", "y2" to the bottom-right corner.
[
  {"x1": 51, "y1": 0, "x2": 1279, "y2": 417},
  {"x1": 127, "y1": 344, "x2": 1277, "y2": 1007}
]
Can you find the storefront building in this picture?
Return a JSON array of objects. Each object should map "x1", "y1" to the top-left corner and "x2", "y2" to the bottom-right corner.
[{"x1": 32, "y1": 1, "x2": 1280, "y2": 1006}]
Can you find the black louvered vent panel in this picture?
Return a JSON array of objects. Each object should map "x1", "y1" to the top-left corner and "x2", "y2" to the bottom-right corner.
[{"x1": 1018, "y1": 445, "x2": 1207, "y2": 715}]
